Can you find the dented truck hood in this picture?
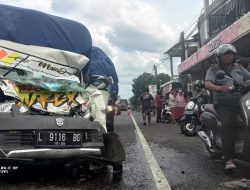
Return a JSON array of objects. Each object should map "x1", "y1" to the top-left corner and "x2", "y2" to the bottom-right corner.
[{"x1": 0, "y1": 40, "x2": 108, "y2": 130}]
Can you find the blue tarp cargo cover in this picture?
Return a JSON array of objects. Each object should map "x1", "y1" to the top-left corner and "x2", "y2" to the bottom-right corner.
[
  {"x1": 0, "y1": 4, "x2": 119, "y2": 93},
  {"x1": 87, "y1": 46, "x2": 119, "y2": 93},
  {"x1": 0, "y1": 4, "x2": 92, "y2": 58}
]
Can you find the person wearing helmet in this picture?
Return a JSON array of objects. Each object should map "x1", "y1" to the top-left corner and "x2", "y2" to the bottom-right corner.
[{"x1": 205, "y1": 44, "x2": 250, "y2": 170}]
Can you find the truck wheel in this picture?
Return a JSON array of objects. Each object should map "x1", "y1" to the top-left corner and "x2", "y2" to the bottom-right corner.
[
  {"x1": 106, "y1": 113, "x2": 114, "y2": 132},
  {"x1": 113, "y1": 161, "x2": 123, "y2": 181},
  {"x1": 103, "y1": 165, "x2": 113, "y2": 190}
]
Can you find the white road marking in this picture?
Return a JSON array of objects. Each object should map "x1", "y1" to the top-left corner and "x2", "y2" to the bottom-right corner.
[{"x1": 130, "y1": 114, "x2": 172, "y2": 190}]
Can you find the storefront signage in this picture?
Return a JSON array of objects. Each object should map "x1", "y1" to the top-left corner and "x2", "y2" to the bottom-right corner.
[{"x1": 178, "y1": 12, "x2": 250, "y2": 73}]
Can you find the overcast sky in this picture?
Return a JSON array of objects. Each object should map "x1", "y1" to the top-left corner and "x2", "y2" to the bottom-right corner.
[{"x1": 0, "y1": 0, "x2": 203, "y2": 99}]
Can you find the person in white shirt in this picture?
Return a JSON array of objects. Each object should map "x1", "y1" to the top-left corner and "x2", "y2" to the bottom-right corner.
[{"x1": 168, "y1": 89, "x2": 176, "y2": 122}]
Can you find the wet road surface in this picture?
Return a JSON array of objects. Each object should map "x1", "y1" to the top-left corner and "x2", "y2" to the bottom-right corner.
[{"x1": 1, "y1": 111, "x2": 250, "y2": 189}]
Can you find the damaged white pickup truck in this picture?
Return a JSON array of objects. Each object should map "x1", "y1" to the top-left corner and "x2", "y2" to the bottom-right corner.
[{"x1": 0, "y1": 4, "x2": 125, "y2": 183}]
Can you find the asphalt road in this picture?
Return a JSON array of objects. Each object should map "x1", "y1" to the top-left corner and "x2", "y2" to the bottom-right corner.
[
  {"x1": 129, "y1": 112, "x2": 250, "y2": 190},
  {"x1": 1, "y1": 111, "x2": 250, "y2": 190}
]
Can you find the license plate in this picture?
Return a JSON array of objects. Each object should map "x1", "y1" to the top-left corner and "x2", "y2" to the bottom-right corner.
[
  {"x1": 184, "y1": 111, "x2": 193, "y2": 115},
  {"x1": 36, "y1": 131, "x2": 83, "y2": 147}
]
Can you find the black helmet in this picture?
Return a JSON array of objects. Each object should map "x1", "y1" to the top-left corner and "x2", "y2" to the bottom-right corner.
[
  {"x1": 216, "y1": 44, "x2": 237, "y2": 57},
  {"x1": 194, "y1": 80, "x2": 204, "y2": 91}
]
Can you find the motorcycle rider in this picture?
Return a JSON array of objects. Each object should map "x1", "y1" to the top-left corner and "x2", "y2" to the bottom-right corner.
[{"x1": 205, "y1": 44, "x2": 250, "y2": 170}]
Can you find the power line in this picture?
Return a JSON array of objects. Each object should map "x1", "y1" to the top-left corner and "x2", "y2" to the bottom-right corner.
[
  {"x1": 155, "y1": 62, "x2": 163, "y2": 68},
  {"x1": 160, "y1": 57, "x2": 170, "y2": 62},
  {"x1": 196, "y1": 0, "x2": 229, "y2": 23},
  {"x1": 165, "y1": 0, "x2": 227, "y2": 57}
]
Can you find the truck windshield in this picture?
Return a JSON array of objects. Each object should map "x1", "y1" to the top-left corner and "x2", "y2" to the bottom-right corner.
[{"x1": 0, "y1": 66, "x2": 86, "y2": 92}]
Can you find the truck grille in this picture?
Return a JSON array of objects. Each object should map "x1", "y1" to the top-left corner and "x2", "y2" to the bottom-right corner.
[{"x1": 5, "y1": 131, "x2": 35, "y2": 145}]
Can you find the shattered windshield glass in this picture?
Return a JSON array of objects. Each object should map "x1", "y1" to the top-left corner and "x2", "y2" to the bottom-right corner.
[{"x1": 0, "y1": 66, "x2": 86, "y2": 92}]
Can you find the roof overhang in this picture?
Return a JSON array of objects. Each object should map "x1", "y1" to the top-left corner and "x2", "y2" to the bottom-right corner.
[
  {"x1": 164, "y1": 38, "x2": 199, "y2": 58},
  {"x1": 164, "y1": 42, "x2": 182, "y2": 57},
  {"x1": 178, "y1": 11, "x2": 250, "y2": 74}
]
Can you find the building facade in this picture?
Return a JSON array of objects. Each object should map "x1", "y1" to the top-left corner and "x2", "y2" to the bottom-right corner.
[{"x1": 165, "y1": 0, "x2": 250, "y2": 89}]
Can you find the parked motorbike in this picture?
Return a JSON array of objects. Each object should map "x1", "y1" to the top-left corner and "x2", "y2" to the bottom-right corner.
[
  {"x1": 179, "y1": 95, "x2": 206, "y2": 136},
  {"x1": 161, "y1": 105, "x2": 172, "y2": 123},
  {"x1": 198, "y1": 71, "x2": 250, "y2": 161}
]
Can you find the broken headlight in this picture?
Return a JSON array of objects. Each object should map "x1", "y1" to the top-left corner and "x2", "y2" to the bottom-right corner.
[{"x1": 0, "y1": 102, "x2": 15, "y2": 112}]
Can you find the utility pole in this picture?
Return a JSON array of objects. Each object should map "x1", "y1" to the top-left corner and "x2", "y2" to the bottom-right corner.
[
  {"x1": 203, "y1": 0, "x2": 210, "y2": 41},
  {"x1": 153, "y1": 64, "x2": 158, "y2": 89},
  {"x1": 180, "y1": 32, "x2": 185, "y2": 62},
  {"x1": 160, "y1": 56, "x2": 173, "y2": 80},
  {"x1": 170, "y1": 56, "x2": 174, "y2": 80}
]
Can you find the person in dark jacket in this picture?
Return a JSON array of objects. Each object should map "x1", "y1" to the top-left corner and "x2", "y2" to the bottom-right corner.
[
  {"x1": 139, "y1": 89, "x2": 154, "y2": 125},
  {"x1": 205, "y1": 44, "x2": 250, "y2": 170}
]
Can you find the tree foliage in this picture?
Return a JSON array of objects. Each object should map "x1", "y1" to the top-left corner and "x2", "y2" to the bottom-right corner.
[
  {"x1": 132, "y1": 72, "x2": 155, "y2": 98},
  {"x1": 157, "y1": 73, "x2": 171, "y2": 87},
  {"x1": 130, "y1": 72, "x2": 171, "y2": 108}
]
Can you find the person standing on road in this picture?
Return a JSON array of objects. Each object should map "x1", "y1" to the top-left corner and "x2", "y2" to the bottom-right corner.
[
  {"x1": 140, "y1": 89, "x2": 154, "y2": 125},
  {"x1": 175, "y1": 90, "x2": 186, "y2": 122},
  {"x1": 114, "y1": 96, "x2": 121, "y2": 116},
  {"x1": 161, "y1": 93, "x2": 168, "y2": 106},
  {"x1": 205, "y1": 44, "x2": 250, "y2": 170},
  {"x1": 154, "y1": 90, "x2": 162, "y2": 123},
  {"x1": 127, "y1": 104, "x2": 132, "y2": 115},
  {"x1": 168, "y1": 88, "x2": 176, "y2": 122}
]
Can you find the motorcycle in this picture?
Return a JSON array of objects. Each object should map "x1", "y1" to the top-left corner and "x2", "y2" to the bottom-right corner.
[
  {"x1": 198, "y1": 71, "x2": 250, "y2": 161},
  {"x1": 161, "y1": 105, "x2": 172, "y2": 123},
  {"x1": 179, "y1": 95, "x2": 206, "y2": 136}
]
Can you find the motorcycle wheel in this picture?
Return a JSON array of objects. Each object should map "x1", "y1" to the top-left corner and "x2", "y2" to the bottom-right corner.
[
  {"x1": 180, "y1": 120, "x2": 196, "y2": 136},
  {"x1": 113, "y1": 161, "x2": 123, "y2": 182},
  {"x1": 162, "y1": 113, "x2": 172, "y2": 123}
]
